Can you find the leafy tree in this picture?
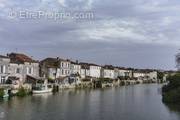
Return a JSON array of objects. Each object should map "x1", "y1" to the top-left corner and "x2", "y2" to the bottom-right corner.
[
  {"x1": 0, "y1": 88, "x2": 4, "y2": 98},
  {"x1": 162, "y1": 72, "x2": 180, "y2": 104},
  {"x1": 16, "y1": 87, "x2": 28, "y2": 97},
  {"x1": 157, "y1": 72, "x2": 164, "y2": 80}
]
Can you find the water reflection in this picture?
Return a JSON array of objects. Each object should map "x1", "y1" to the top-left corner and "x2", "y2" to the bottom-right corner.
[
  {"x1": 0, "y1": 84, "x2": 180, "y2": 120},
  {"x1": 164, "y1": 104, "x2": 180, "y2": 113}
]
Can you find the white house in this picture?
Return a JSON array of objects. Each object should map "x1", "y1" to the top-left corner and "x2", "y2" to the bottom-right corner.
[
  {"x1": 40, "y1": 57, "x2": 71, "y2": 80},
  {"x1": 80, "y1": 63, "x2": 90, "y2": 79},
  {"x1": 8, "y1": 53, "x2": 39, "y2": 83},
  {"x1": 40, "y1": 58, "x2": 59, "y2": 79},
  {"x1": 133, "y1": 72, "x2": 146, "y2": 78},
  {"x1": 59, "y1": 58, "x2": 71, "y2": 77},
  {"x1": 147, "y1": 71, "x2": 158, "y2": 81},
  {"x1": 133, "y1": 70, "x2": 158, "y2": 81},
  {"x1": 101, "y1": 65, "x2": 115, "y2": 79},
  {"x1": 70, "y1": 61, "x2": 81, "y2": 75},
  {"x1": 114, "y1": 67, "x2": 133, "y2": 79},
  {"x1": 89, "y1": 63, "x2": 101, "y2": 78},
  {"x1": 0, "y1": 55, "x2": 10, "y2": 84}
]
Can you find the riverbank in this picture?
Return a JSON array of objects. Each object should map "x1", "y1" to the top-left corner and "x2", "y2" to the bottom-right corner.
[{"x1": 0, "y1": 78, "x2": 163, "y2": 99}]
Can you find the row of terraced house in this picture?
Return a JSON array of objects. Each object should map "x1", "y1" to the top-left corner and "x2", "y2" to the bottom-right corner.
[{"x1": 0, "y1": 53, "x2": 158, "y2": 84}]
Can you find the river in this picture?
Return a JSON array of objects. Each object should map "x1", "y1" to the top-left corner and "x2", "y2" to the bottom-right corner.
[{"x1": 0, "y1": 84, "x2": 180, "y2": 120}]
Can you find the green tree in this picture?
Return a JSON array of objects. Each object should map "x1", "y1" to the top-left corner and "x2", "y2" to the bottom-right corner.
[
  {"x1": 16, "y1": 87, "x2": 28, "y2": 97},
  {"x1": 162, "y1": 72, "x2": 180, "y2": 104},
  {"x1": 0, "y1": 88, "x2": 4, "y2": 98},
  {"x1": 157, "y1": 72, "x2": 164, "y2": 80}
]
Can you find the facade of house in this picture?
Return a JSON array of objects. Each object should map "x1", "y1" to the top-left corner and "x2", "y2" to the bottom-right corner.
[
  {"x1": 0, "y1": 55, "x2": 10, "y2": 84},
  {"x1": 89, "y1": 64, "x2": 101, "y2": 78},
  {"x1": 114, "y1": 68, "x2": 133, "y2": 79},
  {"x1": 101, "y1": 65, "x2": 115, "y2": 79},
  {"x1": 40, "y1": 58, "x2": 59, "y2": 79},
  {"x1": 147, "y1": 71, "x2": 158, "y2": 81},
  {"x1": 59, "y1": 58, "x2": 71, "y2": 77},
  {"x1": 40, "y1": 58, "x2": 71, "y2": 80},
  {"x1": 133, "y1": 70, "x2": 158, "y2": 81},
  {"x1": 80, "y1": 63, "x2": 90, "y2": 79},
  {"x1": 8, "y1": 53, "x2": 39, "y2": 83},
  {"x1": 133, "y1": 72, "x2": 146, "y2": 78},
  {"x1": 70, "y1": 61, "x2": 81, "y2": 75}
]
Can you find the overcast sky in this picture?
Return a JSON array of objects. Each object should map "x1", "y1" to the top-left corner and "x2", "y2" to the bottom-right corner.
[{"x1": 0, "y1": 0, "x2": 180, "y2": 70}]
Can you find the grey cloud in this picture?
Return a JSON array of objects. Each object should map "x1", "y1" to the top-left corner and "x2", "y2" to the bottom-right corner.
[{"x1": 0, "y1": 0, "x2": 180, "y2": 70}]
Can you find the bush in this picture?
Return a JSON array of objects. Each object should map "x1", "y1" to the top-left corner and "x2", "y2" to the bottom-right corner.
[
  {"x1": 0, "y1": 88, "x2": 4, "y2": 98},
  {"x1": 16, "y1": 87, "x2": 28, "y2": 97},
  {"x1": 162, "y1": 87, "x2": 180, "y2": 103},
  {"x1": 162, "y1": 73, "x2": 180, "y2": 104},
  {"x1": 99, "y1": 78, "x2": 113, "y2": 83}
]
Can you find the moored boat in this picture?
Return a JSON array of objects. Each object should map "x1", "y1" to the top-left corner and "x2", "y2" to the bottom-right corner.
[
  {"x1": 32, "y1": 84, "x2": 53, "y2": 94},
  {"x1": 3, "y1": 89, "x2": 9, "y2": 98}
]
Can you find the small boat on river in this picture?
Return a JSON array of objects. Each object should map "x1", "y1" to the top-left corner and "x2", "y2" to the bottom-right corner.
[{"x1": 32, "y1": 80, "x2": 53, "y2": 94}]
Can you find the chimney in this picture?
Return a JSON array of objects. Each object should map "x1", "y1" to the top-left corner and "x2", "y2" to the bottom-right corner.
[{"x1": 76, "y1": 60, "x2": 79, "y2": 64}]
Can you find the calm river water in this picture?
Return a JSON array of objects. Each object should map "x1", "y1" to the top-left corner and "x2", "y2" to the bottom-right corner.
[{"x1": 0, "y1": 84, "x2": 180, "y2": 120}]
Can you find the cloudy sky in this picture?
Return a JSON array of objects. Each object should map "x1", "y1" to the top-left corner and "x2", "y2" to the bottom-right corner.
[{"x1": 0, "y1": 0, "x2": 180, "y2": 70}]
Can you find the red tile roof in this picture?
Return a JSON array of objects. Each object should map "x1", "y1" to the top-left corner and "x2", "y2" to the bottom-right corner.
[{"x1": 8, "y1": 53, "x2": 38, "y2": 64}]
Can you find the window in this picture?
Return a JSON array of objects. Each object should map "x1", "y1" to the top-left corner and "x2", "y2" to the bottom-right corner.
[
  {"x1": 0, "y1": 65, "x2": 5, "y2": 73},
  {"x1": 29, "y1": 68, "x2": 32, "y2": 74},
  {"x1": 16, "y1": 68, "x2": 20, "y2": 74},
  {"x1": 62, "y1": 69, "x2": 64, "y2": 75},
  {"x1": 0, "y1": 65, "x2": 3, "y2": 73},
  {"x1": 1, "y1": 76, "x2": 6, "y2": 84},
  {"x1": 61, "y1": 63, "x2": 64, "y2": 67},
  {"x1": 27, "y1": 67, "x2": 33, "y2": 74}
]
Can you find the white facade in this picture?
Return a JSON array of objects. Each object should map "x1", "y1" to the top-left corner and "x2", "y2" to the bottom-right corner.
[
  {"x1": 59, "y1": 60, "x2": 71, "y2": 77},
  {"x1": 89, "y1": 65, "x2": 101, "y2": 78},
  {"x1": 133, "y1": 71, "x2": 157, "y2": 81},
  {"x1": 102, "y1": 69, "x2": 115, "y2": 79},
  {"x1": 80, "y1": 68, "x2": 90, "y2": 78},
  {"x1": 0, "y1": 56, "x2": 10, "y2": 84},
  {"x1": 47, "y1": 68, "x2": 57, "y2": 80},
  {"x1": 133, "y1": 72, "x2": 146, "y2": 78},
  {"x1": 114, "y1": 68, "x2": 132, "y2": 78},
  {"x1": 41, "y1": 58, "x2": 71, "y2": 80},
  {"x1": 147, "y1": 71, "x2": 158, "y2": 81},
  {"x1": 70, "y1": 63, "x2": 81, "y2": 75},
  {"x1": 9, "y1": 62, "x2": 39, "y2": 82}
]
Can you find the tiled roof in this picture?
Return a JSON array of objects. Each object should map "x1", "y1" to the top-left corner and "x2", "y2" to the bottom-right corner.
[
  {"x1": 103, "y1": 65, "x2": 115, "y2": 70},
  {"x1": 71, "y1": 61, "x2": 80, "y2": 65},
  {"x1": 41, "y1": 58, "x2": 59, "y2": 68},
  {"x1": 8, "y1": 53, "x2": 38, "y2": 64},
  {"x1": 80, "y1": 62, "x2": 101, "y2": 67},
  {"x1": 79, "y1": 62, "x2": 90, "y2": 69}
]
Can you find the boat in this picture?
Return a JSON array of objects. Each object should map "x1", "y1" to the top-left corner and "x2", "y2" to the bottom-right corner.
[
  {"x1": 32, "y1": 84, "x2": 53, "y2": 94},
  {"x1": 0, "y1": 89, "x2": 9, "y2": 98},
  {"x1": 3, "y1": 89, "x2": 9, "y2": 98}
]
